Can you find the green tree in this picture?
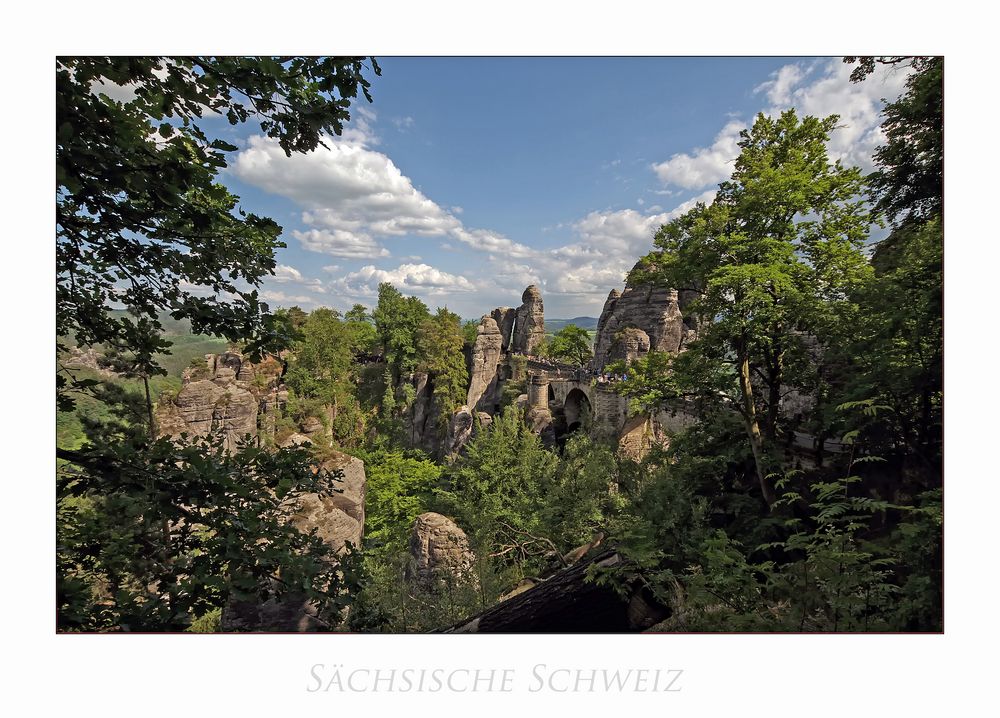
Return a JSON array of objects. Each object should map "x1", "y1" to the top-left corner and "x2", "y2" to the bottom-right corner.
[
  {"x1": 57, "y1": 56, "x2": 380, "y2": 396},
  {"x1": 439, "y1": 406, "x2": 558, "y2": 574},
  {"x1": 417, "y1": 307, "x2": 470, "y2": 418},
  {"x1": 546, "y1": 324, "x2": 593, "y2": 367},
  {"x1": 832, "y1": 57, "x2": 944, "y2": 484},
  {"x1": 641, "y1": 110, "x2": 873, "y2": 506},
  {"x1": 845, "y1": 56, "x2": 942, "y2": 225},
  {"x1": 462, "y1": 319, "x2": 480, "y2": 345},
  {"x1": 95, "y1": 308, "x2": 171, "y2": 438},
  {"x1": 56, "y1": 56, "x2": 381, "y2": 631},
  {"x1": 58, "y1": 435, "x2": 354, "y2": 631},
  {"x1": 361, "y1": 450, "x2": 441, "y2": 554},
  {"x1": 283, "y1": 307, "x2": 368, "y2": 446},
  {"x1": 372, "y1": 283, "x2": 430, "y2": 385}
]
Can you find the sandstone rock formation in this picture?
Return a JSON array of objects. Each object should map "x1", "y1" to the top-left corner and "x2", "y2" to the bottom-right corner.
[
  {"x1": 511, "y1": 285, "x2": 545, "y2": 355},
  {"x1": 405, "y1": 371, "x2": 440, "y2": 454},
  {"x1": 491, "y1": 307, "x2": 517, "y2": 351},
  {"x1": 466, "y1": 316, "x2": 503, "y2": 411},
  {"x1": 592, "y1": 265, "x2": 692, "y2": 370},
  {"x1": 221, "y1": 451, "x2": 367, "y2": 631},
  {"x1": 62, "y1": 345, "x2": 118, "y2": 377},
  {"x1": 157, "y1": 353, "x2": 259, "y2": 453},
  {"x1": 292, "y1": 451, "x2": 367, "y2": 549},
  {"x1": 608, "y1": 326, "x2": 651, "y2": 365},
  {"x1": 617, "y1": 413, "x2": 668, "y2": 461},
  {"x1": 407, "y1": 512, "x2": 477, "y2": 589},
  {"x1": 444, "y1": 406, "x2": 475, "y2": 457},
  {"x1": 278, "y1": 432, "x2": 313, "y2": 448},
  {"x1": 300, "y1": 415, "x2": 325, "y2": 437}
]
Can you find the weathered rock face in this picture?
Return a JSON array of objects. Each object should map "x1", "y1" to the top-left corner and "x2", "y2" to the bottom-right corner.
[
  {"x1": 466, "y1": 316, "x2": 504, "y2": 411},
  {"x1": 608, "y1": 327, "x2": 651, "y2": 365},
  {"x1": 407, "y1": 512, "x2": 477, "y2": 589},
  {"x1": 592, "y1": 265, "x2": 691, "y2": 370},
  {"x1": 221, "y1": 451, "x2": 367, "y2": 632},
  {"x1": 62, "y1": 345, "x2": 118, "y2": 378},
  {"x1": 278, "y1": 432, "x2": 313, "y2": 448},
  {"x1": 157, "y1": 360, "x2": 258, "y2": 454},
  {"x1": 511, "y1": 285, "x2": 545, "y2": 355},
  {"x1": 444, "y1": 406, "x2": 475, "y2": 457},
  {"x1": 300, "y1": 415, "x2": 325, "y2": 437},
  {"x1": 405, "y1": 371, "x2": 440, "y2": 454},
  {"x1": 617, "y1": 413, "x2": 667, "y2": 461},
  {"x1": 293, "y1": 452, "x2": 367, "y2": 550},
  {"x1": 491, "y1": 307, "x2": 517, "y2": 351}
]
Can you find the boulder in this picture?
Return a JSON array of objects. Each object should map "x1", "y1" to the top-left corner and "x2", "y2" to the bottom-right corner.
[
  {"x1": 278, "y1": 432, "x2": 313, "y2": 448},
  {"x1": 300, "y1": 415, "x2": 325, "y2": 436},
  {"x1": 608, "y1": 327, "x2": 651, "y2": 365},
  {"x1": 407, "y1": 512, "x2": 477, "y2": 589}
]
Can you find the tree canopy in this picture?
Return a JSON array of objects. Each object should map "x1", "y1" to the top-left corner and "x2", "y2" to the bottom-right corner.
[
  {"x1": 57, "y1": 56, "x2": 381, "y2": 395},
  {"x1": 636, "y1": 110, "x2": 873, "y2": 504},
  {"x1": 546, "y1": 324, "x2": 594, "y2": 367}
]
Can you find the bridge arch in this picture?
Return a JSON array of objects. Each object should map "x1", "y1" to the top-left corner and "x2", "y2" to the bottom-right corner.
[{"x1": 564, "y1": 387, "x2": 592, "y2": 432}]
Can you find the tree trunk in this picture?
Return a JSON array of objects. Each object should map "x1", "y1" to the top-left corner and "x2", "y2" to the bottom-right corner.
[
  {"x1": 142, "y1": 374, "x2": 156, "y2": 440},
  {"x1": 765, "y1": 342, "x2": 783, "y2": 443},
  {"x1": 737, "y1": 350, "x2": 776, "y2": 507},
  {"x1": 437, "y1": 550, "x2": 670, "y2": 633}
]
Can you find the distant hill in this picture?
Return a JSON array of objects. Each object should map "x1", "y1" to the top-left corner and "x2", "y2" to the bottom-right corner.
[{"x1": 546, "y1": 317, "x2": 598, "y2": 331}]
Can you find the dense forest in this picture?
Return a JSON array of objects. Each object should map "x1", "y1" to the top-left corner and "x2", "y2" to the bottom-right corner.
[{"x1": 56, "y1": 56, "x2": 942, "y2": 632}]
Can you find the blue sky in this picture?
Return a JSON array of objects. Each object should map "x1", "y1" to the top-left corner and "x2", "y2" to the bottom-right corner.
[{"x1": 210, "y1": 57, "x2": 910, "y2": 319}]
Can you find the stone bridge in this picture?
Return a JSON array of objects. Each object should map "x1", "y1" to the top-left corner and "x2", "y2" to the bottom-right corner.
[{"x1": 518, "y1": 356, "x2": 695, "y2": 441}]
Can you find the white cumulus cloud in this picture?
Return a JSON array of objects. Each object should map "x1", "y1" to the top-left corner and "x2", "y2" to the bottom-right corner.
[
  {"x1": 652, "y1": 58, "x2": 912, "y2": 192},
  {"x1": 231, "y1": 114, "x2": 533, "y2": 260},
  {"x1": 651, "y1": 120, "x2": 744, "y2": 190},
  {"x1": 333, "y1": 262, "x2": 475, "y2": 299}
]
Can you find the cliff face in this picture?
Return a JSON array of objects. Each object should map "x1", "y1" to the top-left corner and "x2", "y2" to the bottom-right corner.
[
  {"x1": 466, "y1": 316, "x2": 504, "y2": 412},
  {"x1": 156, "y1": 351, "x2": 259, "y2": 453},
  {"x1": 592, "y1": 265, "x2": 693, "y2": 370},
  {"x1": 491, "y1": 307, "x2": 516, "y2": 352},
  {"x1": 511, "y1": 285, "x2": 545, "y2": 355}
]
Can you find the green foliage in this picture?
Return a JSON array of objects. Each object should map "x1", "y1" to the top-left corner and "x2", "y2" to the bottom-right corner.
[
  {"x1": 373, "y1": 283, "x2": 430, "y2": 384},
  {"x1": 58, "y1": 432, "x2": 355, "y2": 631},
  {"x1": 416, "y1": 307, "x2": 470, "y2": 417},
  {"x1": 846, "y1": 56, "x2": 942, "y2": 224},
  {"x1": 640, "y1": 109, "x2": 874, "y2": 504},
  {"x1": 538, "y1": 434, "x2": 629, "y2": 549},
  {"x1": 546, "y1": 324, "x2": 594, "y2": 367},
  {"x1": 282, "y1": 307, "x2": 371, "y2": 447},
  {"x1": 462, "y1": 319, "x2": 480, "y2": 345},
  {"x1": 56, "y1": 56, "x2": 382, "y2": 632},
  {"x1": 57, "y1": 56, "x2": 380, "y2": 397},
  {"x1": 187, "y1": 608, "x2": 222, "y2": 633},
  {"x1": 358, "y1": 449, "x2": 441, "y2": 556},
  {"x1": 835, "y1": 218, "x2": 943, "y2": 478},
  {"x1": 439, "y1": 406, "x2": 558, "y2": 572}
]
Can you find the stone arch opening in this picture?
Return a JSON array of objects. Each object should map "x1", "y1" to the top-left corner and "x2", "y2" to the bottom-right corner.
[
  {"x1": 548, "y1": 385, "x2": 555, "y2": 402},
  {"x1": 563, "y1": 387, "x2": 592, "y2": 433}
]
